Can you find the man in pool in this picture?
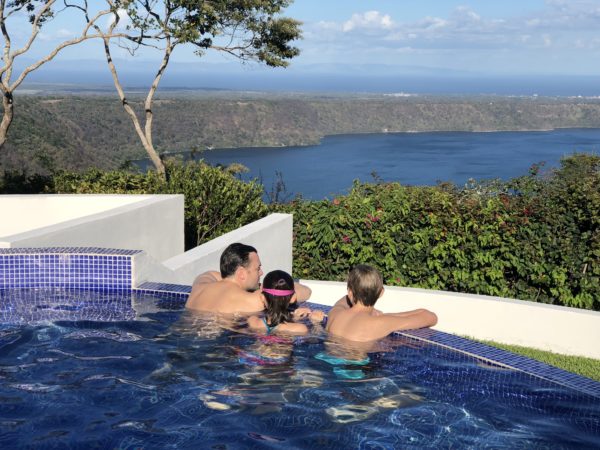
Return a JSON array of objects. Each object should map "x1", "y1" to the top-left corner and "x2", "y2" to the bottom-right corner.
[
  {"x1": 326, "y1": 264, "x2": 437, "y2": 341},
  {"x1": 185, "y1": 242, "x2": 311, "y2": 314}
]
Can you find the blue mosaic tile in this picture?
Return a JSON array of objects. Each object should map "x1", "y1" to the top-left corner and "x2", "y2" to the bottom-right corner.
[
  {"x1": 136, "y1": 281, "x2": 192, "y2": 294},
  {"x1": 132, "y1": 290, "x2": 187, "y2": 310},
  {"x1": 134, "y1": 282, "x2": 191, "y2": 302},
  {"x1": 0, "y1": 249, "x2": 134, "y2": 290},
  {"x1": 0, "y1": 287, "x2": 137, "y2": 324},
  {"x1": 399, "y1": 327, "x2": 600, "y2": 399},
  {"x1": 0, "y1": 247, "x2": 142, "y2": 256}
]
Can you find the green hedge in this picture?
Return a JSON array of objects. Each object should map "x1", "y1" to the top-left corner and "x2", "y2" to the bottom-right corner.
[{"x1": 274, "y1": 154, "x2": 600, "y2": 310}]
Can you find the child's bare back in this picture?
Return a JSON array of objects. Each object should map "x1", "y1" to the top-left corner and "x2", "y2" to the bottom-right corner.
[{"x1": 326, "y1": 265, "x2": 437, "y2": 342}]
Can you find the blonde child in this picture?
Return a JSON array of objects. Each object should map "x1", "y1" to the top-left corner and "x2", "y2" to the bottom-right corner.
[{"x1": 326, "y1": 264, "x2": 437, "y2": 342}]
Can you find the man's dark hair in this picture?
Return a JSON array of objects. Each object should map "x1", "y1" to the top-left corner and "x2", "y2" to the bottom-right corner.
[{"x1": 220, "y1": 243, "x2": 257, "y2": 278}]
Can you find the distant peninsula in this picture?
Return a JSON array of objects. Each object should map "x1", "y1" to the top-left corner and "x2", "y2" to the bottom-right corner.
[{"x1": 4, "y1": 89, "x2": 600, "y2": 173}]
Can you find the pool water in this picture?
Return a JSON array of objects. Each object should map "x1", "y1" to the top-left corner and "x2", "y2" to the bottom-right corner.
[{"x1": 0, "y1": 289, "x2": 599, "y2": 448}]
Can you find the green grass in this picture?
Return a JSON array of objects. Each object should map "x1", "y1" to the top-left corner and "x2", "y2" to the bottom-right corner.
[{"x1": 471, "y1": 339, "x2": 600, "y2": 382}]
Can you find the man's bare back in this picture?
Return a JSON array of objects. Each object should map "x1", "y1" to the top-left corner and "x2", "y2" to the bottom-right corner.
[
  {"x1": 186, "y1": 270, "x2": 264, "y2": 314},
  {"x1": 185, "y1": 244, "x2": 265, "y2": 314}
]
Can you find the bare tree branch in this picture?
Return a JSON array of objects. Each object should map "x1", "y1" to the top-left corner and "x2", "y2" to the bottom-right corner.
[
  {"x1": 0, "y1": 1, "x2": 143, "y2": 150},
  {"x1": 94, "y1": 7, "x2": 166, "y2": 175}
]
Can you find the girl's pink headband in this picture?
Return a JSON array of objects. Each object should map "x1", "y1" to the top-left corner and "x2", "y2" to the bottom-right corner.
[{"x1": 262, "y1": 288, "x2": 295, "y2": 296}]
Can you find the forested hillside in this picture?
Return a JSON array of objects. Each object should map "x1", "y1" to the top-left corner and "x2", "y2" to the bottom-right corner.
[{"x1": 3, "y1": 94, "x2": 600, "y2": 173}]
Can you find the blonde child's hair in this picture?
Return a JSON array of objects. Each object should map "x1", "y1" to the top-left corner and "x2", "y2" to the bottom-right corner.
[{"x1": 347, "y1": 264, "x2": 383, "y2": 307}]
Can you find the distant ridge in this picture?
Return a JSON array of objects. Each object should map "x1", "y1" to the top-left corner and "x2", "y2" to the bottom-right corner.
[{"x1": 3, "y1": 93, "x2": 600, "y2": 173}]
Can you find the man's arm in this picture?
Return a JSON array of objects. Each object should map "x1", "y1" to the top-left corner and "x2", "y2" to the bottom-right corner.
[
  {"x1": 186, "y1": 271, "x2": 222, "y2": 310},
  {"x1": 294, "y1": 281, "x2": 312, "y2": 303}
]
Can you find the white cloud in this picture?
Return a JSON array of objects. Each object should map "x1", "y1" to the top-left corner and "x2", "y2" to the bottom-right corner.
[
  {"x1": 106, "y1": 8, "x2": 131, "y2": 31},
  {"x1": 542, "y1": 34, "x2": 552, "y2": 47},
  {"x1": 452, "y1": 6, "x2": 481, "y2": 23},
  {"x1": 56, "y1": 28, "x2": 76, "y2": 39},
  {"x1": 38, "y1": 28, "x2": 77, "y2": 42},
  {"x1": 297, "y1": 2, "x2": 600, "y2": 73},
  {"x1": 342, "y1": 11, "x2": 394, "y2": 32},
  {"x1": 418, "y1": 17, "x2": 447, "y2": 31},
  {"x1": 316, "y1": 20, "x2": 341, "y2": 32}
]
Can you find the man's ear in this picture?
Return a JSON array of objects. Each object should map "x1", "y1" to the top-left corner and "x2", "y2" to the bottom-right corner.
[
  {"x1": 347, "y1": 288, "x2": 354, "y2": 301},
  {"x1": 235, "y1": 266, "x2": 246, "y2": 282}
]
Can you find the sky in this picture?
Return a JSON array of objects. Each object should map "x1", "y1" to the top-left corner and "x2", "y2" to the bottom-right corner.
[{"x1": 8, "y1": 0, "x2": 600, "y2": 94}]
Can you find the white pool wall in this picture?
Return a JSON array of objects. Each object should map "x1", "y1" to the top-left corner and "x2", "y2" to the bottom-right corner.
[
  {"x1": 301, "y1": 279, "x2": 600, "y2": 360},
  {"x1": 133, "y1": 213, "x2": 292, "y2": 286},
  {"x1": 0, "y1": 194, "x2": 184, "y2": 262}
]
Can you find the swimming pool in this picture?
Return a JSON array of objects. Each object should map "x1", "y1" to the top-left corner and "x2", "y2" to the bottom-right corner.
[
  {"x1": 1, "y1": 286, "x2": 599, "y2": 448},
  {"x1": 1, "y1": 247, "x2": 599, "y2": 448}
]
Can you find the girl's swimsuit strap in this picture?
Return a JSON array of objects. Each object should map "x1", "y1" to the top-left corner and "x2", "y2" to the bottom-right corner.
[{"x1": 262, "y1": 317, "x2": 276, "y2": 334}]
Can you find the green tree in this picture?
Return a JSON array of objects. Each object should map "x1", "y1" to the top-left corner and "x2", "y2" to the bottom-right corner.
[
  {"x1": 94, "y1": 0, "x2": 302, "y2": 176},
  {"x1": 0, "y1": 1, "x2": 125, "y2": 152}
]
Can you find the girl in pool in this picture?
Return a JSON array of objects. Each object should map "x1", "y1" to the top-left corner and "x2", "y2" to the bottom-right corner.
[{"x1": 248, "y1": 270, "x2": 325, "y2": 335}]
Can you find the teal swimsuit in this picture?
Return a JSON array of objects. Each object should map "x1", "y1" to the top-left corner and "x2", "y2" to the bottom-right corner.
[
  {"x1": 315, "y1": 352, "x2": 370, "y2": 366},
  {"x1": 315, "y1": 351, "x2": 371, "y2": 380},
  {"x1": 262, "y1": 317, "x2": 277, "y2": 335}
]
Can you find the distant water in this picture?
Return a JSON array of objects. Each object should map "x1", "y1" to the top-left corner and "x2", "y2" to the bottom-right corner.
[{"x1": 136, "y1": 128, "x2": 600, "y2": 200}]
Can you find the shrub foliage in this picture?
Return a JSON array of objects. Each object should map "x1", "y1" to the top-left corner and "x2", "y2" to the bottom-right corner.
[{"x1": 274, "y1": 154, "x2": 599, "y2": 310}]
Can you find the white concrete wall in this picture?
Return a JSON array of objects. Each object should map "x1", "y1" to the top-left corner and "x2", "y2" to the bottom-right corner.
[
  {"x1": 301, "y1": 279, "x2": 600, "y2": 359},
  {"x1": 0, "y1": 195, "x2": 148, "y2": 236},
  {"x1": 135, "y1": 213, "x2": 293, "y2": 286},
  {"x1": 0, "y1": 195, "x2": 184, "y2": 262}
]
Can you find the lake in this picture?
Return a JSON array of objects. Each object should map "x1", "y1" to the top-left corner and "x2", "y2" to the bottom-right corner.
[{"x1": 139, "y1": 128, "x2": 600, "y2": 200}]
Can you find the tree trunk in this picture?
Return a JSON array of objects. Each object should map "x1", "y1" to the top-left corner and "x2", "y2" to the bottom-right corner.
[
  {"x1": 101, "y1": 35, "x2": 166, "y2": 177},
  {"x1": 0, "y1": 90, "x2": 13, "y2": 150}
]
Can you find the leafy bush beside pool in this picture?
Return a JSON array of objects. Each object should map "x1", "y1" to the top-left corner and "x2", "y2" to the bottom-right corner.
[{"x1": 275, "y1": 153, "x2": 599, "y2": 310}]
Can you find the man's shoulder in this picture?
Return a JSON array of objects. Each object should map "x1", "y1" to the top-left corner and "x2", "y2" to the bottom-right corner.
[
  {"x1": 192, "y1": 271, "x2": 222, "y2": 286},
  {"x1": 186, "y1": 278, "x2": 227, "y2": 310},
  {"x1": 230, "y1": 288, "x2": 264, "y2": 313},
  {"x1": 186, "y1": 282, "x2": 263, "y2": 314}
]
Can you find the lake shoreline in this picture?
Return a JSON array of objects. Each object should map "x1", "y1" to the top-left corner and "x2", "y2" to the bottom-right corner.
[{"x1": 150, "y1": 126, "x2": 600, "y2": 157}]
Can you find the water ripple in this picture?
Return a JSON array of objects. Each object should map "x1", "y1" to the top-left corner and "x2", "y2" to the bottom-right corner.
[
  {"x1": 49, "y1": 349, "x2": 132, "y2": 360},
  {"x1": 64, "y1": 330, "x2": 142, "y2": 342},
  {"x1": 9, "y1": 382, "x2": 60, "y2": 393},
  {"x1": 83, "y1": 374, "x2": 156, "y2": 391}
]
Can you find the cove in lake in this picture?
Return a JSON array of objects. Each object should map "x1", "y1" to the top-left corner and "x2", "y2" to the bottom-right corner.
[{"x1": 137, "y1": 128, "x2": 600, "y2": 200}]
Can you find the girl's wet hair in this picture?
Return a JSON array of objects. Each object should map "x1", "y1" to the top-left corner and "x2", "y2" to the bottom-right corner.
[{"x1": 262, "y1": 270, "x2": 295, "y2": 328}]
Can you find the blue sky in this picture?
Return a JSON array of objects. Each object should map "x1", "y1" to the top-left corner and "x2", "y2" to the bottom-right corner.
[{"x1": 10, "y1": 1, "x2": 600, "y2": 93}]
